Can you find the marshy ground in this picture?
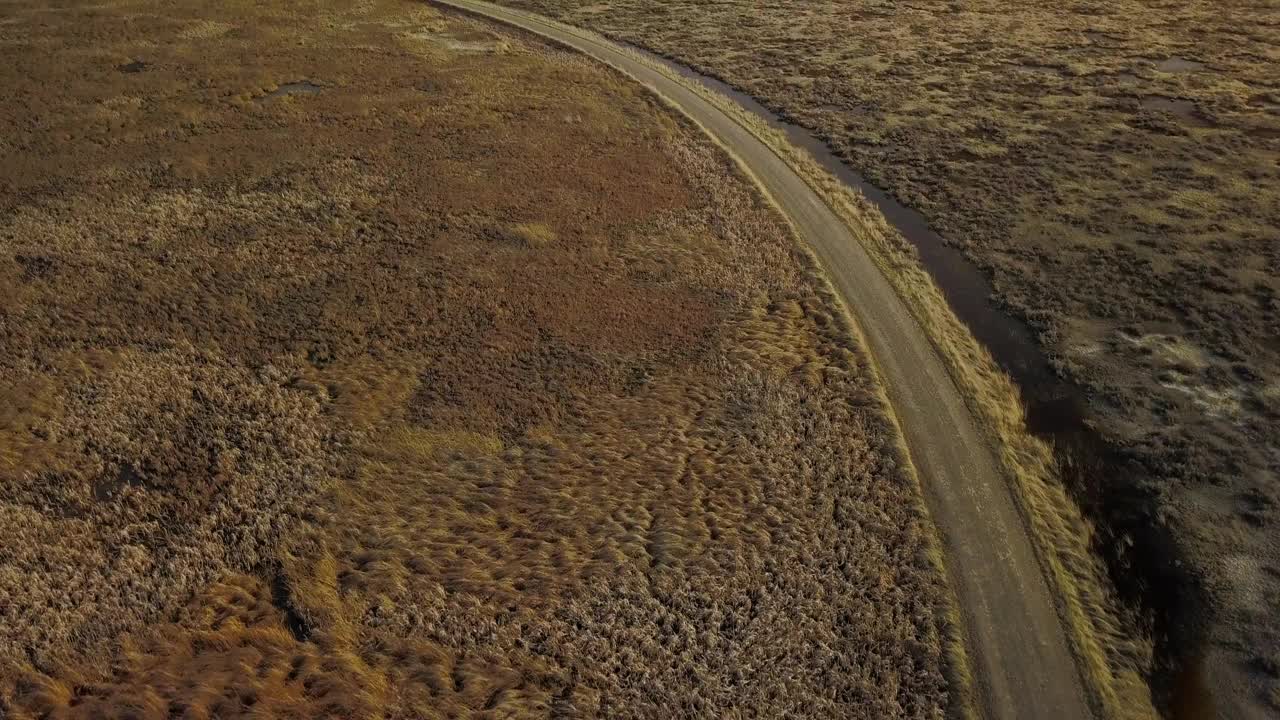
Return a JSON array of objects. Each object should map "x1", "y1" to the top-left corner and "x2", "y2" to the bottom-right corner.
[
  {"x1": 501, "y1": 0, "x2": 1280, "y2": 714},
  {"x1": 0, "y1": 0, "x2": 956, "y2": 717}
]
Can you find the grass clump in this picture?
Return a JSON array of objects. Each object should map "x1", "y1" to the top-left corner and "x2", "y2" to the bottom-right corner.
[{"x1": 0, "y1": 0, "x2": 962, "y2": 717}]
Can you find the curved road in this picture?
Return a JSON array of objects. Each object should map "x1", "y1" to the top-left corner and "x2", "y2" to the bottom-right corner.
[{"x1": 429, "y1": 2, "x2": 1094, "y2": 717}]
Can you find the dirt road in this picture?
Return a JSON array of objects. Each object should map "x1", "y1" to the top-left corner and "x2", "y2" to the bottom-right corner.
[{"x1": 428, "y1": 1, "x2": 1097, "y2": 718}]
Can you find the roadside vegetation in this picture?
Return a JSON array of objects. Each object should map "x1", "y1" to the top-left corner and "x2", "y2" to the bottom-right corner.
[
  {"x1": 0, "y1": 1, "x2": 960, "y2": 717},
  {"x1": 499, "y1": 0, "x2": 1280, "y2": 715}
]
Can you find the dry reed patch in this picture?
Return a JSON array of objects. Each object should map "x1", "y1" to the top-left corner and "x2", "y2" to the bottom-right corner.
[
  {"x1": 0, "y1": 0, "x2": 955, "y2": 717},
  {"x1": 0, "y1": 348, "x2": 332, "y2": 665},
  {"x1": 13, "y1": 296, "x2": 947, "y2": 720}
]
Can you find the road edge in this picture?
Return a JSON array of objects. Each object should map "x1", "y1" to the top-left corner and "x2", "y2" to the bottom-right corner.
[
  {"x1": 426, "y1": 2, "x2": 1156, "y2": 718},
  {"x1": 628, "y1": 39, "x2": 1160, "y2": 720}
]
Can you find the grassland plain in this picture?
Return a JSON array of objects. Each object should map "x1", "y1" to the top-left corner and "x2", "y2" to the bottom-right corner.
[
  {"x1": 492, "y1": 0, "x2": 1280, "y2": 715},
  {"x1": 0, "y1": 0, "x2": 963, "y2": 717}
]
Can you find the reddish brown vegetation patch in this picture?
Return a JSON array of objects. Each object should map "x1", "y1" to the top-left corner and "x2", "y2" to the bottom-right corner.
[{"x1": 0, "y1": 1, "x2": 952, "y2": 717}]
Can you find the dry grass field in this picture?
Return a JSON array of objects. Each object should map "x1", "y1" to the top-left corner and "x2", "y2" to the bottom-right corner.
[
  {"x1": 498, "y1": 0, "x2": 1280, "y2": 714},
  {"x1": 0, "y1": 0, "x2": 958, "y2": 717}
]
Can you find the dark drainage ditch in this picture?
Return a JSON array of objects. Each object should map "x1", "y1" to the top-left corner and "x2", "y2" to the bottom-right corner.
[{"x1": 618, "y1": 39, "x2": 1213, "y2": 720}]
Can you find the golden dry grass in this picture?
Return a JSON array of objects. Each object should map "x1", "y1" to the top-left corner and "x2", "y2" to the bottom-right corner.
[
  {"x1": 494, "y1": 0, "x2": 1280, "y2": 714},
  {"x1": 555, "y1": 29, "x2": 1153, "y2": 719},
  {"x1": 0, "y1": 0, "x2": 961, "y2": 717}
]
